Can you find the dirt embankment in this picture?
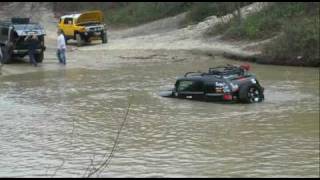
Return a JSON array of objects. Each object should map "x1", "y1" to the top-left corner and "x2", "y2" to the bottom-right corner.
[
  {"x1": 79, "y1": 2, "x2": 269, "y2": 60},
  {"x1": 1, "y1": 2, "x2": 268, "y2": 56},
  {"x1": 0, "y1": 2, "x2": 273, "y2": 76}
]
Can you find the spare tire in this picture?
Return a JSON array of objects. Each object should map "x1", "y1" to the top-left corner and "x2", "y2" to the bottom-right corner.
[{"x1": 239, "y1": 83, "x2": 264, "y2": 103}]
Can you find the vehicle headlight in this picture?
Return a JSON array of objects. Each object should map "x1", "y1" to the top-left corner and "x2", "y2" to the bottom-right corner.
[
  {"x1": 223, "y1": 84, "x2": 231, "y2": 93},
  {"x1": 230, "y1": 83, "x2": 239, "y2": 91},
  {"x1": 79, "y1": 27, "x2": 86, "y2": 32}
]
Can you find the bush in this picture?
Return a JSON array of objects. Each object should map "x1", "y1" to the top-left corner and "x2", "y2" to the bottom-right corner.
[
  {"x1": 262, "y1": 16, "x2": 320, "y2": 66},
  {"x1": 53, "y1": 2, "x2": 191, "y2": 27},
  {"x1": 104, "y1": 2, "x2": 191, "y2": 27},
  {"x1": 207, "y1": 2, "x2": 319, "y2": 40},
  {"x1": 206, "y1": 2, "x2": 320, "y2": 66},
  {"x1": 183, "y1": 2, "x2": 251, "y2": 25}
]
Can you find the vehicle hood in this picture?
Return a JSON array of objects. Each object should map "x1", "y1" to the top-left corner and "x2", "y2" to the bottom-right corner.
[
  {"x1": 13, "y1": 24, "x2": 46, "y2": 36},
  {"x1": 76, "y1": 11, "x2": 103, "y2": 25}
]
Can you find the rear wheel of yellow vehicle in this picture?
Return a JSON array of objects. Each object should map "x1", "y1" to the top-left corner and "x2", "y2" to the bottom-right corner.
[{"x1": 76, "y1": 33, "x2": 84, "y2": 47}]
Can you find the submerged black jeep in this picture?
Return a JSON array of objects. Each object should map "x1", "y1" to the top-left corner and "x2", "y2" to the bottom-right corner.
[
  {"x1": 0, "y1": 18, "x2": 46, "y2": 64},
  {"x1": 160, "y1": 64, "x2": 265, "y2": 103}
]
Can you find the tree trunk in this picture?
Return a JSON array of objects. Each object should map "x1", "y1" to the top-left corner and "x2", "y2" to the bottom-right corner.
[{"x1": 236, "y1": 2, "x2": 242, "y2": 25}]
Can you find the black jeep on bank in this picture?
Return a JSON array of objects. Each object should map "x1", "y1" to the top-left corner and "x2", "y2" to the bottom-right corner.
[
  {"x1": 0, "y1": 18, "x2": 46, "y2": 64},
  {"x1": 159, "y1": 64, "x2": 265, "y2": 103}
]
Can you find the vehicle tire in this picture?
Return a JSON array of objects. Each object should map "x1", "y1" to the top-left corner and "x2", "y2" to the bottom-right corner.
[
  {"x1": 35, "y1": 51, "x2": 44, "y2": 63},
  {"x1": 0, "y1": 46, "x2": 12, "y2": 64},
  {"x1": 101, "y1": 31, "x2": 107, "y2": 44},
  {"x1": 239, "y1": 83, "x2": 264, "y2": 103},
  {"x1": 76, "y1": 33, "x2": 83, "y2": 47},
  {"x1": 84, "y1": 37, "x2": 91, "y2": 44}
]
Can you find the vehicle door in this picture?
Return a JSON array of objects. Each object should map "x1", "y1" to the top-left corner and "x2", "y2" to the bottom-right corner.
[
  {"x1": 175, "y1": 80, "x2": 205, "y2": 100},
  {"x1": 62, "y1": 18, "x2": 74, "y2": 37},
  {"x1": 0, "y1": 25, "x2": 9, "y2": 44},
  {"x1": 8, "y1": 27, "x2": 21, "y2": 49}
]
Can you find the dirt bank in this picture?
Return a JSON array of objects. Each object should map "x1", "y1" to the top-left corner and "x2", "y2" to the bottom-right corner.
[
  {"x1": 0, "y1": 2, "x2": 275, "y2": 76},
  {"x1": 78, "y1": 2, "x2": 270, "y2": 62}
]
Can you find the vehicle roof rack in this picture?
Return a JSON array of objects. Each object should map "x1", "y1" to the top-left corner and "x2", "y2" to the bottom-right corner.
[
  {"x1": 11, "y1": 18, "x2": 30, "y2": 24},
  {"x1": 208, "y1": 65, "x2": 245, "y2": 76},
  {"x1": 183, "y1": 65, "x2": 249, "y2": 79},
  {"x1": 184, "y1": 72, "x2": 201, "y2": 77}
]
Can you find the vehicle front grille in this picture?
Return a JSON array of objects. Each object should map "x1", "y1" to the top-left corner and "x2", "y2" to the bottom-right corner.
[{"x1": 89, "y1": 27, "x2": 102, "y2": 32}]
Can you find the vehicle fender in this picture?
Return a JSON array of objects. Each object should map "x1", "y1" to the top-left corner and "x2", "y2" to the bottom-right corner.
[
  {"x1": 234, "y1": 77, "x2": 256, "y2": 88},
  {"x1": 238, "y1": 82, "x2": 264, "y2": 103}
]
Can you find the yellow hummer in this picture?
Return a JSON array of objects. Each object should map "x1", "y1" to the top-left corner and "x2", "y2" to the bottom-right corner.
[{"x1": 58, "y1": 10, "x2": 107, "y2": 46}]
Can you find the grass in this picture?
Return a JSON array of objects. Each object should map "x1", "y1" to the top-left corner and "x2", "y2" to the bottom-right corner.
[
  {"x1": 207, "y1": 3, "x2": 318, "y2": 39},
  {"x1": 206, "y1": 2, "x2": 320, "y2": 66},
  {"x1": 53, "y1": 2, "x2": 191, "y2": 28},
  {"x1": 262, "y1": 15, "x2": 320, "y2": 66},
  {"x1": 52, "y1": 2, "x2": 319, "y2": 66},
  {"x1": 181, "y1": 2, "x2": 251, "y2": 26},
  {"x1": 104, "y1": 2, "x2": 191, "y2": 27}
]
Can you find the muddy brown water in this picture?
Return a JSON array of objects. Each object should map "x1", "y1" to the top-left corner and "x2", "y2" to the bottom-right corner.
[{"x1": 0, "y1": 50, "x2": 319, "y2": 177}]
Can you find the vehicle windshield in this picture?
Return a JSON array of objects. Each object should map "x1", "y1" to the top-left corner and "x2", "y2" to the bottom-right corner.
[
  {"x1": 209, "y1": 65, "x2": 245, "y2": 76},
  {"x1": 176, "y1": 80, "x2": 204, "y2": 92},
  {"x1": 13, "y1": 24, "x2": 42, "y2": 31},
  {"x1": 77, "y1": 21, "x2": 100, "y2": 26}
]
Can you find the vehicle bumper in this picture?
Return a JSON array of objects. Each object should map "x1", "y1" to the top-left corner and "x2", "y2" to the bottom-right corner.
[
  {"x1": 205, "y1": 93, "x2": 235, "y2": 101},
  {"x1": 12, "y1": 48, "x2": 45, "y2": 55},
  {"x1": 81, "y1": 31, "x2": 104, "y2": 39},
  {"x1": 160, "y1": 90, "x2": 238, "y2": 102}
]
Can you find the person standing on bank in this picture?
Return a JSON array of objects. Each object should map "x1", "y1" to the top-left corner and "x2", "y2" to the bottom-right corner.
[
  {"x1": 24, "y1": 34, "x2": 38, "y2": 67},
  {"x1": 57, "y1": 29, "x2": 66, "y2": 65}
]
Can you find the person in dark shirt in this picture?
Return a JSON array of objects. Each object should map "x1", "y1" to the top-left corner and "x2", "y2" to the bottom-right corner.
[{"x1": 24, "y1": 34, "x2": 38, "y2": 67}]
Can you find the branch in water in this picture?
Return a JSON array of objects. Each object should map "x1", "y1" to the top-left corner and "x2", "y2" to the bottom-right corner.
[{"x1": 86, "y1": 94, "x2": 132, "y2": 177}]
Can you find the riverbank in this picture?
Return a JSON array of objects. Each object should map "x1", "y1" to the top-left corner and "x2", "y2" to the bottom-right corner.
[
  {"x1": 205, "y1": 2, "x2": 319, "y2": 67},
  {"x1": 0, "y1": 2, "x2": 319, "y2": 71}
]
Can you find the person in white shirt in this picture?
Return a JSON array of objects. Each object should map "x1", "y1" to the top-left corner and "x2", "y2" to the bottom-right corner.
[{"x1": 57, "y1": 29, "x2": 66, "y2": 65}]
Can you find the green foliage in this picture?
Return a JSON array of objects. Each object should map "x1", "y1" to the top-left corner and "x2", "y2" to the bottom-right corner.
[
  {"x1": 53, "y1": 2, "x2": 252, "y2": 28},
  {"x1": 53, "y1": 2, "x2": 191, "y2": 27},
  {"x1": 207, "y1": 2, "x2": 320, "y2": 41},
  {"x1": 182, "y1": 2, "x2": 251, "y2": 25},
  {"x1": 104, "y1": 2, "x2": 192, "y2": 26},
  {"x1": 52, "y1": 2, "x2": 319, "y2": 66},
  {"x1": 206, "y1": 2, "x2": 320, "y2": 66},
  {"x1": 262, "y1": 16, "x2": 320, "y2": 66}
]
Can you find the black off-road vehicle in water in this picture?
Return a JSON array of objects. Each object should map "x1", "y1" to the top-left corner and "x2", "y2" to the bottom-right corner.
[
  {"x1": 0, "y1": 18, "x2": 46, "y2": 64},
  {"x1": 160, "y1": 64, "x2": 265, "y2": 103}
]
